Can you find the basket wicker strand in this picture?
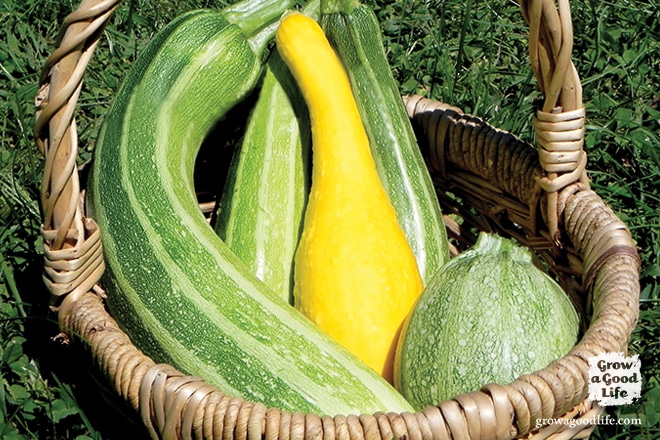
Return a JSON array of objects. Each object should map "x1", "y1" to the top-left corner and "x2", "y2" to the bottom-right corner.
[{"x1": 34, "y1": 0, "x2": 640, "y2": 439}]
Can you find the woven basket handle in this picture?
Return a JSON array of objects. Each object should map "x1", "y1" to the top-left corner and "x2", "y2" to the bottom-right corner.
[
  {"x1": 35, "y1": 0, "x2": 121, "y2": 308},
  {"x1": 518, "y1": 0, "x2": 590, "y2": 240}
]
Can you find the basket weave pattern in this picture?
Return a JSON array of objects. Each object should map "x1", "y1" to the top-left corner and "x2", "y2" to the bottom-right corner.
[{"x1": 34, "y1": 0, "x2": 640, "y2": 439}]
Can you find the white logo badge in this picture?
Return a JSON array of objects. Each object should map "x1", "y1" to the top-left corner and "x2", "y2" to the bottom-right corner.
[{"x1": 588, "y1": 352, "x2": 641, "y2": 406}]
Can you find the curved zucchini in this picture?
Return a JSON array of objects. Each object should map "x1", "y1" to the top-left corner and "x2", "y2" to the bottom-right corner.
[{"x1": 90, "y1": 1, "x2": 413, "y2": 416}]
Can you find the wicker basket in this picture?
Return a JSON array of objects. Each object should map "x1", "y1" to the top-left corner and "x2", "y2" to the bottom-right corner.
[{"x1": 34, "y1": 0, "x2": 640, "y2": 439}]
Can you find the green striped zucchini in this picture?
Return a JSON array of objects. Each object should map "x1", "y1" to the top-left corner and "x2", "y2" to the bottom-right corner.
[
  {"x1": 215, "y1": 50, "x2": 311, "y2": 305},
  {"x1": 320, "y1": 0, "x2": 450, "y2": 284},
  {"x1": 90, "y1": 0, "x2": 413, "y2": 415}
]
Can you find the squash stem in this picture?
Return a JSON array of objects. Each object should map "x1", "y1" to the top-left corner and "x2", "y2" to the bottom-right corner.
[
  {"x1": 320, "y1": 0, "x2": 360, "y2": 15},
  {"x1": 225, "y1": 0, "x2": 296, "y2": 39},
  {"x1": 474, "y1": 232, "x2": 531, "y2": 264}
]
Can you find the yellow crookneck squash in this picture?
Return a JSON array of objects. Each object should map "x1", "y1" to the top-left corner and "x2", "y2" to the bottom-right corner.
[{"x1": 276, "y1": 12, "x2": 424, "y2": 383}]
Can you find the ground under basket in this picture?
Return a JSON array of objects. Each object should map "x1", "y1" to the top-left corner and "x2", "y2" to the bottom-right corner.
[{"x1": 34, "y1": 0, "x2": 640, "y2": 439}]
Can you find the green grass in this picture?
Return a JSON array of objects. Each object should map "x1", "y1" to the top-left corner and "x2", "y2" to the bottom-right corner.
[{"x1": 1, "y1": 0, "x2": 658, "y2": 438}]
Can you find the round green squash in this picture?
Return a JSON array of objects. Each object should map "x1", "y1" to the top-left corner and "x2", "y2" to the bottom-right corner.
[{"x1": 394, "y1": 232, "x2": 580, "y2": 409}]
